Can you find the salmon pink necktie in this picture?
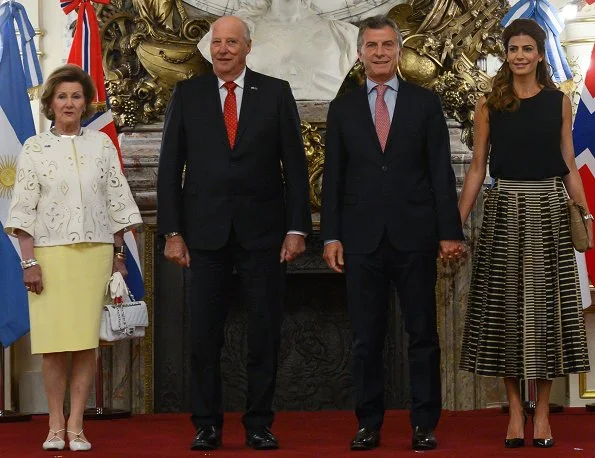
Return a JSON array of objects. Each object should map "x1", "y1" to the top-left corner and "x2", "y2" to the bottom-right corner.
[
  {"x1": 375, "y1": 84, "x2": 390, "y2": 152},
  {"x1": 223, "y1": 81, "x2": 238, "y2": 147}
]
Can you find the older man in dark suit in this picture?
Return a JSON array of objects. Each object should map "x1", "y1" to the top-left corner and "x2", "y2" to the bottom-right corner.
[
  {"x1": 157, "y1": 15, "x2": 311, "y2": 451},
  {"x1": 321, "y1": 15, "x2": 464, "y2": 452}
]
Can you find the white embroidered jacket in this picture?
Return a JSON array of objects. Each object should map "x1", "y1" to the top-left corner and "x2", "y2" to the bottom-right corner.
[{"x1": 5, "y1": 129, "x2": 142, "y2": 246}]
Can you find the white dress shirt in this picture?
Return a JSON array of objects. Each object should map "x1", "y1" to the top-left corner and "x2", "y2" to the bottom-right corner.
[{"x1": 217, "y1": 68, "x2": 246, "y2": 118}]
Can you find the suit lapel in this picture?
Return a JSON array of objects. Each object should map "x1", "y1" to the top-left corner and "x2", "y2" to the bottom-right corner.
[
  {"x1": 384, "y1": 78, "x2": 407, "y2": 161},
  {"x1": 234, "y1": 67, "x2": 258, "y2": 148},
  {"x1": 206, "y1": 73, "x2": 232, "y2": 151},
  {"x1": 356, "y1": 85, "x2": 384, "y2": 166}
]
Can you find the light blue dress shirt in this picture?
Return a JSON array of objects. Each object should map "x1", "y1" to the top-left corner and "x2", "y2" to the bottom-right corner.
[{"x1": 366, "y1": 76, "x2": 399, "y2": 123}]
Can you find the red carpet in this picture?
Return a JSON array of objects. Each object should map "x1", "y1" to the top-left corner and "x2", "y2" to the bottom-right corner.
[{"x1": 1, "y1": 409, "x2": 594, "y2": 457}]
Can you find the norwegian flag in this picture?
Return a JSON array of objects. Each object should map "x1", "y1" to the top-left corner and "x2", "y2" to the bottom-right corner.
[
  {"x1": 61, "y1": 0, "x2": 144, "y2": 298},
  {"x1": 573, "y1": 42, "x2": 595, "y2": 307}
]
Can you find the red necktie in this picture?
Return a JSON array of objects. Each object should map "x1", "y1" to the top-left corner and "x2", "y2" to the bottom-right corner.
[
  {"x1": 375, "y1": 84, "x2": 390, "y2": 152},
  {"x1": 223, "y1": 81, "x2": 238, "y2": 147}
]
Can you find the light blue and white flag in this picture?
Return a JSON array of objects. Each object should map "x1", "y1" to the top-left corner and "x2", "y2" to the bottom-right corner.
[
  {"x1": 0, "y1": 1, "x2": 43, "y2": 346},
  {"x1": 501, "y1": 0, "x2": 573, "y2": 83}
]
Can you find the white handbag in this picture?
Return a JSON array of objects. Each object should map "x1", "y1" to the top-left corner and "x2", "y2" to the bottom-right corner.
[{"x1": 99, "y1": 272, "x2": 148, "y2": 342}]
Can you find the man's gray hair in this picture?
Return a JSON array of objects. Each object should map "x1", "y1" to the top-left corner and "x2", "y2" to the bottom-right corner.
[
  {"x1": 209, "y1": 16, "x2": 252, "y2": 43},
  {"x1": 357, "y1": 15, "x2": 403, "y2": 50}
]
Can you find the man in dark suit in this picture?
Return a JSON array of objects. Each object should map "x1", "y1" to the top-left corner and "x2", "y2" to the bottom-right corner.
[
  {"x1": 321, "y1": 15, "x2": 464, "y2": 451},
  {"x1": 157, "y1": 15, "x2": 311, "y2": 451}
]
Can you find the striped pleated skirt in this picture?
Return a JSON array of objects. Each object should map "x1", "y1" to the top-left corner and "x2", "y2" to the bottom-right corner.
[{"x1": 459, "y1": 177, "x2": 590, "y2": 379}]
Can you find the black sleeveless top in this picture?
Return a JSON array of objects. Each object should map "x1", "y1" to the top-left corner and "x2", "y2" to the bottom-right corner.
[{"x1": 489, "y1": 88, "x2": 569, "y2": 180}]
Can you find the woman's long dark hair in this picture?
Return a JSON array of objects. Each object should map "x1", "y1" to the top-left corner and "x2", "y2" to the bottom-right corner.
[{"x1": 487, "y1": 18, "x2": 557, "y2": 112}]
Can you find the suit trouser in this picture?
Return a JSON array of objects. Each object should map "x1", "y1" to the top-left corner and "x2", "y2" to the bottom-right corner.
[
  {"x1": 344, "y1": 234, "x2": 441, "y2": 431},
  {"x1": 188, "y1": 230, "x2": 285, "y2": 430}
]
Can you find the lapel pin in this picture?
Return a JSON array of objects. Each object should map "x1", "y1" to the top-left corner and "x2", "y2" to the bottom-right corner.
[{"x1": 250, "y1": 86, "x2": 258, "y2": 90}]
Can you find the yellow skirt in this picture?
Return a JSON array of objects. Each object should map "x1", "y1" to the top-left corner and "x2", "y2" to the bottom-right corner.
[{"x1": 29, "y1": 243, "x2": 113, "y2": 354}]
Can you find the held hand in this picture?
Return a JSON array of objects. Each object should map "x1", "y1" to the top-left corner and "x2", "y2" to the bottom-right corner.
[
  {"x1": 439, "y1": 240, "x2": 465, "y2": 265},
  {"x1": 323, "y1": 241, "x2": 344, "y2": 273},
  {"x1": 164, "y1": 235, "x2": 191, "y2": 268},
  {"x1": 588, "y1": 220, "x2": 594, "y2": 250},
  {"x1": 23, "y1": 265, "x2": 43, "y2": 295},
  {"x1": 112, "y1": 256, "x2": 128, "y2": 278},
  {"x1": 280, "y1": 234, "x2": 306, "y2": 263}
]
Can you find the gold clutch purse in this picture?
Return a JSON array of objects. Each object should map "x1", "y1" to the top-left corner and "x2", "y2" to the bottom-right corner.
[{"x1": 568, "y1": 199, "x2": 589, "y2": 253}]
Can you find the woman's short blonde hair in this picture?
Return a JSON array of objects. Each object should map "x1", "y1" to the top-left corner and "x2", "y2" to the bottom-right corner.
[{"x1": 40, "y1": 64, "x2": 96, "y2": 121}]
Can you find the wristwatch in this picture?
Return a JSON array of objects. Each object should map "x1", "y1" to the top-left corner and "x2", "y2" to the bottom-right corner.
[{"x1": 164, "y1": 231, "x2": 181, "y2": 240}]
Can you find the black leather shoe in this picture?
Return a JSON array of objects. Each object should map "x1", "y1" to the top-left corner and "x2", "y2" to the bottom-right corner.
[
  {"x1": 533, "y1": 438, "x2": 554, "y2": 448},
  {"x1": 190, "y1": 426, "x2": 221, "y2": 451},
  {"x1": 350, "y1": 427, "x2": 380, "y2": 451},
  {"x1": 245, "y1": 427, "x2": 279, "y2": 450},
  {"x1": 412, "y1": 426, "x2": 437, "y2": 451},
  {"x1": 504, "y1": 438, "x2": 525, "y2": 448}
]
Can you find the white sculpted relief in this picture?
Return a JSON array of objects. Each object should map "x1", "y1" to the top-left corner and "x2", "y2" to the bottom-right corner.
[
  {"x1": 184, "y1": 0, "x2": 401, "y2": 21},
  {"x1": 197, "y1": 0, "x2": 359, "y2": 100}
]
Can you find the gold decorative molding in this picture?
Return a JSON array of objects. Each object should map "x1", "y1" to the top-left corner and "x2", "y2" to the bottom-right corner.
[
  {"x1": 567, "y1": 16, "x2": 595, "y2": 23},
  {"x1": 562, "y1": 38, "x2": 595, "y2": 45},
  {"x1": 302, "y1": 122, "x2": 325, "y2": 212},
  {"x1": 15, "y1": 28, "x2": 44, "y2": 37},
  {"x1": 579, "y1": 373, "x2": 595, "y2": 399},
  {"x1": 578, "y1": 306, "x2": 595, "y2": 399},
  {"x1": 142, "y1": 224, "x2": 156, "y2": 413}
]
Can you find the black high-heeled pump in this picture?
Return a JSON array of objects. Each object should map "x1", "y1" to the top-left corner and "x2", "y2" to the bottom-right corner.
[
  {"x1": 533, "y1": 438, "x2": 555, "y2": 448},
  {"x1": 504, "y1": 412, "x2": 527, "y2": 448},
  {"x1": 531, "y1": 413, "x2": 554, "y2": 448}
]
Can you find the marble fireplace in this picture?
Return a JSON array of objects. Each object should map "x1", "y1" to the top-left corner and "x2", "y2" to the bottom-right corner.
[{"x1": 100, "y1": 102, "x2": 507, "y2": 414}]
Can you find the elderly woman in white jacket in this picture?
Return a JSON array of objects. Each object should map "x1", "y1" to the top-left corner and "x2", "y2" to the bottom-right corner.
[{"x1": 4, "y1": 64, "x2": 142, "y2": 452}]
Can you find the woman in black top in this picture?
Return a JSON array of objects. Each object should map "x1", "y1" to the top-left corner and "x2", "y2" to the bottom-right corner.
[{"x1": 458, "y1": 19, "x2": 591, "y2": 448}]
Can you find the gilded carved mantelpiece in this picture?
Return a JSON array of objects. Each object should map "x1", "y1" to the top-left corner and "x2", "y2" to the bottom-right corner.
[
  {"x1": 97, "y1": 0, "x2": 508, "y2": 147},
  {"x1": 96, "y1": 0, "x2": 511, "y2": 413}
]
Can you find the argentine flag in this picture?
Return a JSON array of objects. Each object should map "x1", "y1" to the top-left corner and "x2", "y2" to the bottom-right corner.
[
  {"x1": 501, "y1": 0, "x2": 573, "y2": 83},
  {"x1": 0, "y1": 1, "x2": 42, "y2": 346}
]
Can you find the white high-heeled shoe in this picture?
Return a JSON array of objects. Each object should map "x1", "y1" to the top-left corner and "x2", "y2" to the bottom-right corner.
[
  {"x1": 67, "y1": 430, "x2": 92, "y2": 451},
  {"x1": 42, "y1": 429, "x2": 65, "y2": 450}
]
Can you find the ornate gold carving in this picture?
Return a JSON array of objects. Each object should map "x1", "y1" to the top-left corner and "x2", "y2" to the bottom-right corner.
[
  {"x1": 301, "y1": 122, "x2": 325, "y2": 212},
  {"x1": 98, "y1": 1, "x2": 212, "y2": 127},
  {"x1": 99, "y1": 0, "x2": 508, "y2": 198},
  {"x1": 389, "y1": 0, "x2": 509, "y2": 148}
]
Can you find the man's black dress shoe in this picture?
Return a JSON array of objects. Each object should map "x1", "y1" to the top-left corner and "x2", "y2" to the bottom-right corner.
[
  {"x1": 190, "y1": 426, "x2": 221, "y2": 451},
  {"x1": 350, "y1": 427, "x2": 380, "y2": 451},
  {"x1": 245, "y1": 427, "x2": 279, "y2": 450},
  {"x1": 412, "y1": 426, "x2": 437, "y2": 451}
]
